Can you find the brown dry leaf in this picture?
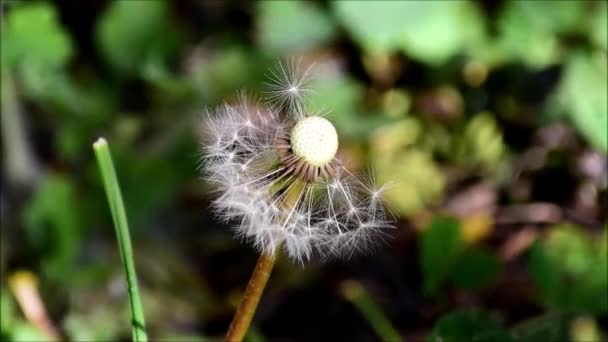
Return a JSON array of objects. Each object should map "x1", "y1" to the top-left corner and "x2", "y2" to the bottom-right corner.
[{"x1": 9, "y1": 270, "x2": 60, "y2": 341}]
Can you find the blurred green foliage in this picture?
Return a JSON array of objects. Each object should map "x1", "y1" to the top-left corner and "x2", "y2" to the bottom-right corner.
[
  {"x1": 0, "y1": 3, "x2": 72, "y2": 69},
  {"x1": 1, "y1": 287, "x2": 52, "y2": 342},
  {"x1": 257, "y1": 1, "x2": 336, "y2": 54},
  {"x1": 547, "y1": 52, "x2": 608, "y2": 151},
  {"x1": 1, "y1": 0, "x2": 606, "y2": 340},
  {"x1": 334, "y1": 1, "x2": 485, "y2": 65},
  {"x1": 510, "y1": 313, "x2": 570, "y2": 342},
  {"x1": 428, "y1": 309, "x2": 513, "y2": 342},
  {"x1": 454, "y1": 112, "x2": 505, "y2": 171},
  {"x1": 371, "y1": 121, "x2": 446, "y2": 215},
  {"x1": 96, "y1": 1, "x2": 182, "y2": 78},
  {"x1": 529, "y1": 225, "x2": 608, "y2": 314},
  {"x1": 23, "y1": 174, "x2": 81, "y2": 282},
  {"x1": 419, "y1": 216, "x2": 501, "y2": 296},
  {"x1": 429, "y1": 309, "x2": 571, "y2": 342}
]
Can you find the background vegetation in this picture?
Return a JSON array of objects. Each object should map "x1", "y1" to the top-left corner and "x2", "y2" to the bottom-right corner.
[{"x1": 1, "y1": 1, "x2": 606, "y2": 341}]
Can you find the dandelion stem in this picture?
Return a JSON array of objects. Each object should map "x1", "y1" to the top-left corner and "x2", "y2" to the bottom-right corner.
[
  {"x1": 225, "y1": 252, "x2": 276, "y2": 342},
  {"x1": 93, "y1": 138, "x2": 147, "y2": 342},
  {"x1": 225, "y1": 180, "x2": 305, "y2": 341}
]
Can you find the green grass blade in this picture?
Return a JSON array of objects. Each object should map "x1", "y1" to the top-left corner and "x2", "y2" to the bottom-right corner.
[
  {"x1": 93, "y1": 137, "x2": 147, "y2": 342},
  {"x1": 342, "y1": 280, "x2": 401, "y2": 342}
]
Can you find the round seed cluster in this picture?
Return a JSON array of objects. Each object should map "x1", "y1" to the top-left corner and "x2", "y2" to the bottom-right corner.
[{"x1": 290, "y1": 116, "x2": 338, "y2": 167}]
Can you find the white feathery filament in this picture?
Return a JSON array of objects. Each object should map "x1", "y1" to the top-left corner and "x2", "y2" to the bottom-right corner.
[{"x1": 201, "y1": 61, "x2": 393, "y2": 263}]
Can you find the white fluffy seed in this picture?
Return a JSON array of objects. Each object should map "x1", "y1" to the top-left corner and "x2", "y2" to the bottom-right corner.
[{"x1": 290, "y1": 116, "x2": 338, "y2": 167}]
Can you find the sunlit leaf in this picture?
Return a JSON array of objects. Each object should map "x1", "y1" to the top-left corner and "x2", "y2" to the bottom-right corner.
[
  {"x1": 570, "y1": 316, "x2": 603, "y2": 342},
  {"x1": 370, "y1": 116, "x2": 445, "y2": 216},
  {"x1": 529, "y1": 224, "x2": 607, "y2": 313},
  {"x1": 96, "y1": 0, "x2": 181, "y2": 76},
  {"x1": 257, "y1": 1, "x2": 336, "y2": 53},
  {"x1": 10, "y1": 323, "x2": 51, "y2": 342},
  {"x1": 495, "y1": 1, "x2": 585, "y2": 67},
  {"x1": 333, "y1": 0, "x2": 485, "y2": 64},
  {"x1": 0, "y1": 289, "x2": 14, "y2": 334},
  {"x1": 453, "y1": 112, "x2": 506, "y2": 171},
  {"x1": 546, "y1": 52, "x2": 608, "y2": 151},
  {"x1": 0, "y1": 3, "x2": 73, "y2": 69},
  {"x1": 505, "y1": 1, "x2": 584, "y2": 34},
  {"x1": 307, "y1": 75, "x2": 387, "y2": 139},
  {"x1": 64, "y1": 304, "x2": 124, "y2": 341}
]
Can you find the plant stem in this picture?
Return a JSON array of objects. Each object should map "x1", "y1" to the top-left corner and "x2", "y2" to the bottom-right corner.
[
  {"x1": 225, "y1": 252, "x2": 276, "y2": 342},
  {"x1": 1, "y1": 71, "x2": 40, "y2": 186},
  {"x1": 341, "y1": 280, "x2": 401, "y2": 342},
  {"x1": 93, "y1": 138, "x2": 148, "y2": 342},
  {"x1": 225, "y1": 180, "x2": 305, "y2": 341}
]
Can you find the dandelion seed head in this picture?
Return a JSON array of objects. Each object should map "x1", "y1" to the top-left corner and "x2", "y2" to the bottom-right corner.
[
  {"x1": 290, "y1": 116, "x2": 338, "y2": 167},
  {"x1": 201, "y1": 61, "x2": 394, "y2": 262}
]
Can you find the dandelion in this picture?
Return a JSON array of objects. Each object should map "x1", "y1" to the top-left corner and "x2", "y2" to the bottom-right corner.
[{"x1": 201, "y1": 61, "x2": 394, "y2": 341}]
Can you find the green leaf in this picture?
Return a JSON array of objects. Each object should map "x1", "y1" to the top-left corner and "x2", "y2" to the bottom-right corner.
[
  {"x1": 1, "y1": 4, "x2": 115, "y2": 119},
  {"x1": 419, "y1": 216, "x2": 462, "y2": 296},
  {"x1": 333, "y1": 1, "x2": 485, "y2": 64},
  {"x1": 453, "y1": 112, "x2": 505, "y2": 172},
  {"x1": 369, "y1": 118, "x2": 444, "y2": 217},
  {"x1": 510, "y1": 313, "x2": 569, "y2": 342},
  {"x1": 503, "y1": 1, "x2": 584, "y2": 34},
  {"x1": 449, "y1": 248, "x2": 501, "y2": 290},
  {"x1": 257, "y1": 1, "x2": 336, "y2": 53},
  {"x1": 10, "y1": 323, "x2": 51, "y2": 342},
  {"x1": 64, "y1": 307, "x2": 123, "y2": 342},
  {"x1": 546, "y1": 52, "x2": 608, "y2": 151},
  {"x1": 0, "y1": 289, "x2": 14, "y2": 334},
  {"x1": 589, "y1": 2, "x2": 607, "y2": 50},
  {"x1": 528, "y1": 224, "x2": 607, "y2": 313},
  {"x1": 96, "y1": 1, "x2": 181, "y2": 77},
  {"x1": 306, "y1": 75, "x2": 384, "y2": 139},
  {"x1": 1, "y1": 3, "x2": 73, "y2": 69},
  {"x1": 19, "y1": 67, "x2": 115, "y2": 117},
  {"x1": 190, "y1": 46, "x2": 265, "y2": 102},
  {"x1": 428, "y1": 309, "x2": 513, "y2": 342},
  {"x1": 22, "y1": 174, "x2": 81, "y2": 281},
  {"x1": 333, "y1": 1, "x2": 406, "y2": 52},
  {"x1": 494, "y1": 1, "x2": 585, "y2": 67},
  {"x1": 308, "y1": 76, "x2": 363, "y2": 116},
  {"x1": 373, "y1": 148, "x2": 444, "y2": 216}
]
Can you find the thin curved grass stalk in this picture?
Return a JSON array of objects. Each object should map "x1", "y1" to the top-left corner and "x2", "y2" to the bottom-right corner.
[
  {"x1": 93, "y1": 138, "x2": 148, "y2": 342},
  {"x1": 341, "y1": 280, "x2": 401, "y2": 342}
]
